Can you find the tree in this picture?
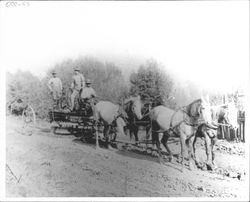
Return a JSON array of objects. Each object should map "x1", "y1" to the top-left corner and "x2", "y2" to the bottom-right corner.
[
  {"x1": 6, "y1": 70, "x2": 48, "y2": 117},
  {"x1": 129, "y1": 59, "x2": 174, "y2": 107},
  {"x1": 6, "y1": 56, "x2": 130, "y2": 118},
  {"x1": 47, "y1": 56, "x2": 129, "y2": 104}
]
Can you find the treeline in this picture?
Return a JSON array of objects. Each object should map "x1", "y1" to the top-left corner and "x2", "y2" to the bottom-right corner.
[
  {"x1": 45, "y1": 57, "x2": 128, "y2": 103},
  {"x1": 129, "y1": 60, "x2": 175, "y2": 108},
  {"x1": 7, "y1": 56, "x2": 240, "y2": 119}
]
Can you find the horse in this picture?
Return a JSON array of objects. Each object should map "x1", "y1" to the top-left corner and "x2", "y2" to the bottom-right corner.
[
  {"x1": 192, "y1": 123, "x2": 218, "y2": 170},
  {"x1": 95, "y1": 100, "x2": 128, "y2": 149},
  {"x1": 149, "y1": 98, "x2": 214, "y2": 169},
  {"x1": 124, "y1": 95, "x2": 150, "y2": 144},
  {"x1": 191, "y1": 102, "x2": 239, "y2": 170}
]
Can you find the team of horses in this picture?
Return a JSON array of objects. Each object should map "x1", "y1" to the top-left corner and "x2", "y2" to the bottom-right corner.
[{"x1": 87, "y1": 95, "x2": 238, "y2": 170}]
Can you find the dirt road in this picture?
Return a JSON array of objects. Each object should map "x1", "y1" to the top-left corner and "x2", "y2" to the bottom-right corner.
[{"x1": 5, "y1": 116, "x2": 248, "y2": 198}]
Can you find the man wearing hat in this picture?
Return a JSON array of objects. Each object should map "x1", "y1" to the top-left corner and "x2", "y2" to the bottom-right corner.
[
  {"x1": 80, "y1": 79, "x2": 97, "y2": 100},
  {"x1": 70, "y1": 66, "x2": 85, "y2": 111},
  {"x1": 48, "y1": 70, "x2": 63, "y2": 109}
]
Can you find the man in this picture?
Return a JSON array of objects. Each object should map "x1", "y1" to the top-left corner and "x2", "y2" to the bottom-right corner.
[
  {"x1": 80, "y1": 79, "x2": 97, "y2": 116},
  {"x1": 80, "y1": 79, "x2": 96, "y2": 100},
  {"x1": 70, "y1": 66, "x2": 85, "y2": 111},
  {"x1": 48, "y1": 70, "x2": 63, "y2": 109}
]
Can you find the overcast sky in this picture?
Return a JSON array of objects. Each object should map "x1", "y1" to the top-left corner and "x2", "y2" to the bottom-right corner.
[{"x1": 0, "y1": 1, "x2": 249, "y2": 93}]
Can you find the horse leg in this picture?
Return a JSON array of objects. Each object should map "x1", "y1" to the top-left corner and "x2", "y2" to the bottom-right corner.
[
  {"x1": 204, "y1": 134, "x2": 212, "y2": 168},
  {"x1": 179, "y1": 134, "x2": 186, "y2": 167},
  {"x1": 146, "y1": 125, "x2": 151, "y2": 141},
  {"x1": 192, "y1": 135, "x2": 198, "y2": 164},
  {"x1": 161, "y1": 132, "x2": 173, "y2": 161},
  {"x1": 112, "y1": 133, "x2": 117, "y2": 142},
  {"x1": 129, "y1": 125, "x2": 133, "y2": 141},
  {"x1": 151, "y1": 131, "x2": 160, "y2": 156},
  {"x1": 154, "y1": 132, "x2": 162, "y2": 163},
  {"x1": 211, "y1": 137, "x2": 217, "y2": 168},
  {"x1": 104, "y1": 125, "x2": 111, "y2": 149},
  {"x1": 186, "y1": 135, "x2": 196, "y2": 170},
  {"x1": 145, "y1": 126, "x2": 151, "y2": 151},
  {"x1": 134, "y1": 126, "x2": 139, "y2": 145},
  {"x1": 151, "y1": 131, "x2": 156, "y2": 154}
]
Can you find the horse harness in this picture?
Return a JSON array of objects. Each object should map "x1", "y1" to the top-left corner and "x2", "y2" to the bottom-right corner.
[
  {"x1": 125, "y1": 101, "x2": 152, "y2": 127},
  {"x1": 180, "y1": 106, "x2": 203, "y2": 127},
  {"x1": 151, "y1": 106, "x2": 202, "y2": 134}
]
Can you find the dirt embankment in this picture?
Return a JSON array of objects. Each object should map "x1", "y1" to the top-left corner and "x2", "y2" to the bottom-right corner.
[{"x1": 5, "y1": 116, "x2": 249, "y2": 198}]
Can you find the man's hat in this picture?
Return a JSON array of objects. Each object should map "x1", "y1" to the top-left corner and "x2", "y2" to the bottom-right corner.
[
  {"x1": 52, "y1": 70, "x2": 56, "y2": 74},
  {"x1": 86, "y1": 79, "x2": 91, "y2": 84},
  {"x1": 74, "y1": 66, "x2": 80, "y2": 71}
]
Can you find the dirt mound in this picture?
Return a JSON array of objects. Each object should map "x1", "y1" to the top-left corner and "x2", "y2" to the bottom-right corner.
[{"x1": 215, "y1": 141, "x2": 245, "y2": 156}]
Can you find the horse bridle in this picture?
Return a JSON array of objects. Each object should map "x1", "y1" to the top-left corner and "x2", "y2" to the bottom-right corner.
[{"x1": 181, "y1": 107, "x2": 202, "y2": 127}]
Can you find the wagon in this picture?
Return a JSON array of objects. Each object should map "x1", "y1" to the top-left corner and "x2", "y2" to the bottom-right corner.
[{"x1": 48, "y1": 100, "x2": 99, "y2": 140}]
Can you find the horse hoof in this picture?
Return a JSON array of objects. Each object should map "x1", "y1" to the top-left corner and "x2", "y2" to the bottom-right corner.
[
  {"x1": 169, "y1": 155, "x2": 173, "y2": 162},
  {"x1": 158, "y1": 156, "x2": 164, "y2": 164},
  {"x1": 108, "y1": 145, "x2": 117, "y2": 151},
  {"x1": 206, "y1": 163, "x2": 213, "y2": 171},
  {"x1": 189, "y1": 161, "x2": 196, "y2": 171},
  {"x1": 212, "y1": 162, "x2": 217, "y2": 169},
  {"x1": 151, "y1": 151, "x2": 158, "y2": 157}
]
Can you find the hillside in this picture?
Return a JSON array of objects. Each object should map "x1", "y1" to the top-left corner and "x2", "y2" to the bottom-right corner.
[{"x1": 6, "y1": 116, "x2": 248, "y2": 198}]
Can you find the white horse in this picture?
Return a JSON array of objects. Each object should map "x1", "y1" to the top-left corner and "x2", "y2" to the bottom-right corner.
[
  {"x1": 95, "y1": 101, "x2": 128, "y2": 149},
  {"x1": 149, "y1": 97, "x2": 214, "y2": 169}
]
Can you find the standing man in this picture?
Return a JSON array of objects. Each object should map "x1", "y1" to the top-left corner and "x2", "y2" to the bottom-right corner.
[
  {"x1": 70, "y1": 66, "x2": 85, "y2": 111},
  {"x1": 48, "y1": 70, "x2": 63, "y2": 109}
]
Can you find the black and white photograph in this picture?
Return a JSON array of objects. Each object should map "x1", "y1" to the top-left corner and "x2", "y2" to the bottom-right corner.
[{"x1": 0, "y1": 0, "x2": 249, "y2": 200}]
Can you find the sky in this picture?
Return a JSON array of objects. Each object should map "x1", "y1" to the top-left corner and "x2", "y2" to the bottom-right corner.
[{"x1": 0, "y1": 1, "x2": 249, "y2": 93}]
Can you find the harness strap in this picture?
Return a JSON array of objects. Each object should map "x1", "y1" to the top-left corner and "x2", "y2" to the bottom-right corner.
[
  {"x1": 166, "y1": 107, "x2": 200, "y2": 134},
  {"x1": 151, "y1": 127, "x2": 174, "y2": 134},
  {"x1": 207, "y1": 132, "x2": 216, "y2": 139},
  {"x1": 111, "y1": 111, "x2": 128, "y2": 127},
  {"x1": 181, "y1": 106, "x2": 204, "y2": 127}
]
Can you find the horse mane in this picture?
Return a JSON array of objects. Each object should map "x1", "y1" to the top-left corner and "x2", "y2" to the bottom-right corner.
[
  {"x1": 124, "y1": 100, "x2": 134, "y2": 118},
  {"x1": 185, "y1": 98, "x2": 202, "y2": 118}
]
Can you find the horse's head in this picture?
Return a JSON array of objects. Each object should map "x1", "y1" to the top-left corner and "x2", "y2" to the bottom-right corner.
[
  {"x1": 187, "y1": 97, "x2": 216, "y2": 127},
  {"x1": 124, "y1": 95, "x2": 143, "y2": 120},
  {"x1": 132, "y1": 95, "x2": 143, "y2": 120},
  {"x1": 187, "y1": 99, "x2": 205, "y2": 120},
  {"x1": 199, "y1": 97, "x2": 221, "y2": 129}
]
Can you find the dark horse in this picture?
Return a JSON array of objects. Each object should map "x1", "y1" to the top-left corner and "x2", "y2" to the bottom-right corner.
[
  {"x1": 192, "y1": 123, "x2": 218, "y2": 170},
  {"x1": 124, "y1": 96, "x2": 151, "y2": 144}
]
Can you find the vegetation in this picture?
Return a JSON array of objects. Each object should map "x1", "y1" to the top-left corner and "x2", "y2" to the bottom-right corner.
[
  {"x1": 6, "y1": 57, "x2": 129, "y2": 118},
  {"x1": 129, "y1": 59, "x2": 175, "y2": 108},
  {"x1": 6, "y1": 56, "x2": 243, "y2": 119}
]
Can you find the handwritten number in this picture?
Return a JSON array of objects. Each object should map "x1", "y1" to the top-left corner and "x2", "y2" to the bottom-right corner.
[{"x1": 5, "y1": 1, "x2": 29, "y2": 7}]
